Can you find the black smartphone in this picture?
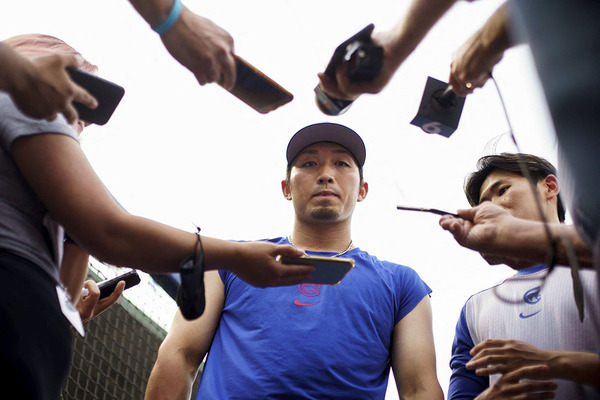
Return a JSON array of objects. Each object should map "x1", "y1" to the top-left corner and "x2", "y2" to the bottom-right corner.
[
  {"x1": 98, "y1": 270, "x2": 141, "y2": 299},
  {"x1": 66, "y1": 67, "x2": 125, "y2": 125},
  {"x1": 279, "y1": 255, "x2": 355, "y2": 285},
  {"x1": 225, "y1": 56, "x2": 293, "y2": 114}
]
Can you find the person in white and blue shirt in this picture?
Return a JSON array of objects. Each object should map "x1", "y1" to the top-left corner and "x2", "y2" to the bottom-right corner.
[{"x1": 447, "y1": 153, "x2": 600, "y2": 399}]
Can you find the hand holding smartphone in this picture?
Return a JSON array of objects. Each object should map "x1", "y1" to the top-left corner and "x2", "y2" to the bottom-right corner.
[
  {"x1": 224, "y1": 56, "x2": 293, "y2": 114},
  {"x1": 66, "y1": 68, "x2": 125, "y2": 125},
  {"x1": 97, "y1": 270, "x2": 141, "y2": 299},
  {"x1": 279, "y1": 255, "x2": 355, "y2": 285}
]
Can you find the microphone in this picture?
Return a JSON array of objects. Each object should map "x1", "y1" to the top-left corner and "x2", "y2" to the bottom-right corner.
[{"x1": 410, "y1": 76, "x2": 466, "y2": 138}]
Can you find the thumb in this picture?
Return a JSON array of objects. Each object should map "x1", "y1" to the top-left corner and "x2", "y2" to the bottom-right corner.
[
  {"x1": 275, "y1": 244, "x2": 306, "y2": 259},
  {"x1": 456, "y1": 207, "x2": 476, "y2": 221},
  {"x1": 60, "y1": 53, "x2": 85, "y2": 69}
]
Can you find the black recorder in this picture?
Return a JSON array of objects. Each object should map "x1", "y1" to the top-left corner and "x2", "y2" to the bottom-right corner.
[
  {"x1": 315, "y1": 24, "x2": 383, "y2": 116},
  {"x1": 66, "y1": 68, "x2": 125, "y2": 125}
]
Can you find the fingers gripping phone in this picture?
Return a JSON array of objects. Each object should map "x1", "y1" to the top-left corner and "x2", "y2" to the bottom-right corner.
[
  {"x1": 279, "y1": 255, "x2": 355, "y2": 285},
  {"x1": 66, "y1": 67, "x2": 125, "y2": 125},
  {"x1": 97, "y1": 270, "x2": 141, "y2": 299},
  {"x1": 225, "y1": 56, "x2": 293, "y2": 114}
]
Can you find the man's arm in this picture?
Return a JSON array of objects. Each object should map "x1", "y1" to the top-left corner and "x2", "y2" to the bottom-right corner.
[
  {"x1": 449, "y1": 2, "x2": 513, "y2": 96},
  {"x1": 145, "y1": 271, "x2": 225, "y2": 400},
  {"x1": 439, "y1": 202, "x2": 594, "y2": 269},
  {"x1": 127, "y1": 0, "x2": 236, "y2": 89},
  {"x1": 448, "y1": 306, "x2": 489, "y2": 399},
  {"x1": 391, "y1": 295, "x2": 444, "y2": 400},
  {"x1": 10, "y1": 132, "x2": 312, "y2": 284},
  {"x1": 60, "y1": 241, "x2": 90, "y2": 302}
]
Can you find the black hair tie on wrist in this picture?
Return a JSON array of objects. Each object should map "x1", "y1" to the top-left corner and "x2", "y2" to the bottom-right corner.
[{"x1": 176, "y1": 227, "x2": 206, "y2": 320}]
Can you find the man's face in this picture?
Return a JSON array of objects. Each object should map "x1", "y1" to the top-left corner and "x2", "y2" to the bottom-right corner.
[
  {"x1": 479, "y1": 170, "x2": 547, "y2": 222},
  {"x1": 283, "y1": 142, "x2": 367, "y2": 224}
]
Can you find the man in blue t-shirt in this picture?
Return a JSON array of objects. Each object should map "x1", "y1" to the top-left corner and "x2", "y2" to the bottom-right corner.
[
  {"x1": 443, "y1": 153, "x2": 600, "y2": 399},
  {"x1": 145, "y1": 122, "x2": 444, "y2": 399}
]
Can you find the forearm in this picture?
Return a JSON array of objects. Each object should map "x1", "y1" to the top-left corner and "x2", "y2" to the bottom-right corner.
[
  {"x1": 145, "y1": 300, "x2": 220, "y2": 400},
  {"x1": 76, "y1": 212, "x2": 242, "y2": 274},
  {"x1": 392, "y1": 297, "x2": 444, "y2": 400},
  {"x1": 145, "y1": 352, "x2": 197, "y2": 400},
  {"x1": 477, "y1": 3, "x2": 512, "y2": 58},
  {"x1": 388, "y1": 0, "x2": 457, "y2": 66},
  {"x1": 495, "y1": 219, "x2": 594, "y2": 268},
  {"x1": 550, "y1": 351, "x2": 600, "y2": 386},
  {"x1": 60, "y1": 242, "x2": 90, "y2": 302},
  {"x1": 128, "y1": 0, "x2": 177, "y2": 27}
]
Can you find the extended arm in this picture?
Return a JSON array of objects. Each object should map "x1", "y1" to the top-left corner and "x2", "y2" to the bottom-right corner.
[
  {"x1": 9, "y1": 132, "x2": 313, "y2": 286},
  {"x1": 391, "y1": 295, "x2": 444, "y2": 399},
  {"x1": 449, "y1": 2, "x2": 513, "y2": 96},
  {"x1": 128, "y1": 0, "x2": 236, "y2": 89},
  {"x1": 439, "y1": 202, "x2": 594, "y2": 269},
  {"x1": 145, "y1": 271, "x2": 224, "y2": 400}
]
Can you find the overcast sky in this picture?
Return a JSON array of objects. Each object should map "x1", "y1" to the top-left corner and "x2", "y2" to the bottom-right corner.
[{"x1": 3, "y1": 0, "x2": 559, "y2": 397}]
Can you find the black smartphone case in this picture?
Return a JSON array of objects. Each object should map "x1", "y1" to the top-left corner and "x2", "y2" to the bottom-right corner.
[
  {"x1": 98, "y1": 270, "x2": 141, "y2": 299},
  {"x1": 227, "y1": 56, "x2": 293, "y2": 114},
  {"x1": 66, "y1": 68, "x2": 125, "y2": 125}
]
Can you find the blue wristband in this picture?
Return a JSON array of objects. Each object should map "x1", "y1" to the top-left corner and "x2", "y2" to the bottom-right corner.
[{"x1": 152, "y1": 0, "x2": 182, "y2": 35}]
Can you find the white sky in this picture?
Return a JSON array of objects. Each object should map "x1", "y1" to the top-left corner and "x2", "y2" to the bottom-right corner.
[{"x1": 3, "y1": 0, "x2": 559, "y2": 398}]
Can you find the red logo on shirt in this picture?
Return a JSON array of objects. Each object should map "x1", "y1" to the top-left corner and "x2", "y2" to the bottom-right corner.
[{"x1": 294, "y1": 284, "x2": 321, "y2": 306}]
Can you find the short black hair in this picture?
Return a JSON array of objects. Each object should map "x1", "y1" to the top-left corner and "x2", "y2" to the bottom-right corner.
[{"x1": 465, "y1": 153, "x2": 565, "y2": 222}]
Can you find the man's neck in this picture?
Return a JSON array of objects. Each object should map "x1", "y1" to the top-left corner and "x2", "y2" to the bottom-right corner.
[{"x1": 289, "y1": 221, "x2": 353, "y2": 253}]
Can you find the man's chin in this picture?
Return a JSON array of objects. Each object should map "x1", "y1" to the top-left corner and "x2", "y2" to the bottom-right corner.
[{"x1": 310, "y1": 208, "x2": 340, "y2": 221}]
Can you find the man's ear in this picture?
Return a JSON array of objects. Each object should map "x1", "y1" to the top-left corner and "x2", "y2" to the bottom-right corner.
[
  {"x1": 357, "y1": 181, "x2": 368, "y2": 202},
  {"x1": 281, "y1": 180, "x2": 292, "y2": 200},
  {"x1": 543, "y1": 174, "x2": 560, "y2": 201}
]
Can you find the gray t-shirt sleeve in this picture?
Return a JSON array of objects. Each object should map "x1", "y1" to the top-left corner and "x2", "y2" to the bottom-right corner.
[
  {"x1": 0, "y1": 91, "x2": 78, "y2": 283},
  {"x1": 0, "y1": 91, "x2": 77, "y2": 150}
]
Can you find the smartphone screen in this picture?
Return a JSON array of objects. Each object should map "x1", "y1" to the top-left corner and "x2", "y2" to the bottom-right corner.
[
  {"x1": 66, "y1": 68, "x2": 125, "y2": 125},
  {"x1": 280, "y1": 255, "x2": 355, "y2": 285},
  {"x1": 226, "y1": 56, "x2": 293, "y2": 114}
]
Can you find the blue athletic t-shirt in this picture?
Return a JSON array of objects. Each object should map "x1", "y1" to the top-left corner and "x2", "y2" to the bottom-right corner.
[{"x1": 196, "y1": 237, "x2": 432, "y2": 399}]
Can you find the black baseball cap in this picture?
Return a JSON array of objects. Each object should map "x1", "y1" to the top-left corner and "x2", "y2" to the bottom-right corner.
[{"x1": 286, "y1": 122, "x2": 366, "y2": 167}]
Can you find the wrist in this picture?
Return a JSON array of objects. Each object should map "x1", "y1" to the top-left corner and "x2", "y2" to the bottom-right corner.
[
  {"x1": 151, "y1": 0, "x2": 182, "y2": 35},
  {"x1": 200, "y1": 236, "x2": 240, "y2": 272},
  {"x1": 551, "y1": 351, "x2": 600, "y2": 385},
  {"x1": 220, "y1": 241, "x2": 245, "y2": 274},
  {"x1": 2, "y1": 51, "x2": 32, "y2": 95}
]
